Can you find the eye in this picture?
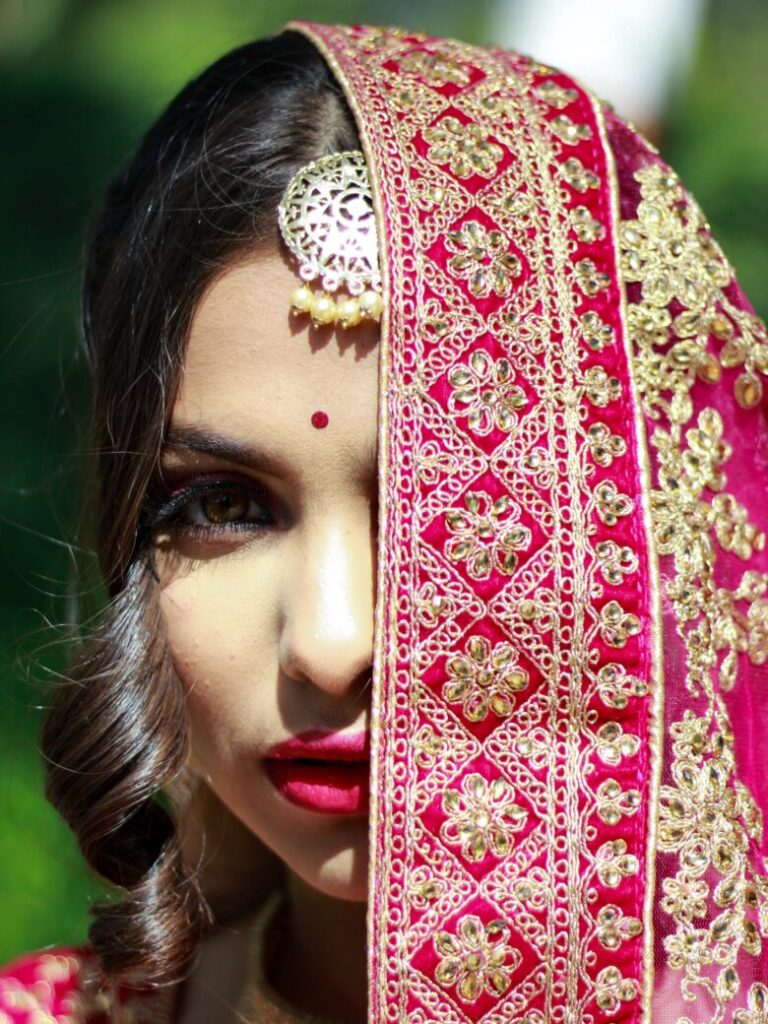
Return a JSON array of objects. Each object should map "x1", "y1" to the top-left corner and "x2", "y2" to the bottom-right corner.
[{"x1": 152, "y1": 477, "x2": 277, "y2": 534}]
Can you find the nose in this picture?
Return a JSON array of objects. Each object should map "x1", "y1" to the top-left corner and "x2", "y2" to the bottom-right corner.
[{"x1": 279, "y1": 513, "x2": 374, "y2": 700}]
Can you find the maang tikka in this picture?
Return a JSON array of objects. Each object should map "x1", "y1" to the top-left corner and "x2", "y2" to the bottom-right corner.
[{"x1": 277, "y1": 150, "x2": 384, "y2": 329}]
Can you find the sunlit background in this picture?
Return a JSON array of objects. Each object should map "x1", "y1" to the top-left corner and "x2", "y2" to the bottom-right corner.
[{"x1": 1, "y1": 0, "x2": 766, "y2": 963}]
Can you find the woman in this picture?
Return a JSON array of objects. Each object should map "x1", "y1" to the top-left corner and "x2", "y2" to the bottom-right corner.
[{"x1": 2, "y1": 20, "x2": 767, "y2": 1024}]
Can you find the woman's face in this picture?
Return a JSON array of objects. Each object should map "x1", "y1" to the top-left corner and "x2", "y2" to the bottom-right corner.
[{"x1": 154, "y1": 249, "x2": 379, "y2": 902}]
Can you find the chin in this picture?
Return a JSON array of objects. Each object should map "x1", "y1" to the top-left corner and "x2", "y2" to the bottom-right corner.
[{"x1": 285, "y1": 823, "x2": 370, "y2": 903}]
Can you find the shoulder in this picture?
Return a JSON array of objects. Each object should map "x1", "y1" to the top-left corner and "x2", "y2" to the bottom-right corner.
[{"x1": 0, "y1": 948, "x2": 167, "y2": 1024}]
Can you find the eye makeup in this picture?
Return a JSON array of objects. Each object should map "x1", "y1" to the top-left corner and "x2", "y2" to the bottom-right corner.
[{"x1": 150, "y1": 473, "x2": 278, "y2": 538}]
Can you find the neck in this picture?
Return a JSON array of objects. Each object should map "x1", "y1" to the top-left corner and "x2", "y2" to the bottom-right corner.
[{"x1": 269, "y1": 872, "x2": 368, "y2": 1023}]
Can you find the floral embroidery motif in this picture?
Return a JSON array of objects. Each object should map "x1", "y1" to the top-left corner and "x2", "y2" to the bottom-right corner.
[
  {"x1": 570, "y1": 205, "x2": 604, "y2": 243},
  {"x1": 575, "y1": 258, "x2": 611, "y2": 296},
  {"x1": 535, "y1": 80, "x2": 578, "y2": 109},
  {"x1": 561, "y1": 156, "x2": 600, "y2": 193},
  {"x1": 586, "y1": 423, "x2": 627, "y2": 467},
  {"x1": 593, "y1": 480, "x2": 634, "y2": 527},
  {"x1": 434, "y1": 916, "x2": 521, "y2": 1001},
  {"x1": 596, "y1": 662, "x2": 649, "y2": 709},
  {"x1": 620, "y1": 163, "x2": 768, "y2": 410},
  {"x1": 595, "y1": 721, "x2": 640, "y2": 766},
  {"x1": 443, "y1": 634, "x2": 529, "y2": 721},
  {"x1": 445, "y1": 491, "x2": 531, "y2": 580},
  {"x1": 735, "y1": 984, "x2": 768, "y2": 1024},
  {"x1": 584, "y1": 366, "x2": 622, "y2": 406},
  {"x1": 596, "y1": 839, "x2": 640, "y2": 888},
  {"x1": 594, "y1": 539, "x2": 638, "y2": 585},
  {"x1": 618, "y1": 158, "x2": 768, "y2": 1016},
  {"x1": 594, "y1": 966, "x2": 639, "y2": 1015},
  {"x1": 448, "y1": 350, "x2": 527, "y2": 435},
  {"x1": 595, "y1": 905, "x2": 643, "y2": 950},
  {"x1": 424, "y1": 116, "x2": 503, "y2": 179},
  {"x1": 446, "y1": 221, "x2": 522, "y2": 298},
  {"x1": 598, "y1": 600, "x2": 642, "y2": 648},
  {"x1": 441, "y1": 773, "x2": 527, "y2": 860},
  {"x1": 596, "y1": 778, "x2": 641, "y2": 825},
  {"x1": 580, "y1": 310, "x2": 615, "y2": 351},
  {"x1": 401, "y1": 49, "x2": 470, "y2": 86},
  {"x1": 549, "y1": 114, "x2": 592, "y2": 145}
]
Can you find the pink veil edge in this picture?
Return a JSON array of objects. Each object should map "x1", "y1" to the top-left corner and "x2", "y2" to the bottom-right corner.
[{"x1": 606, "y1": 108, "x2": 768, "y2": 1019}]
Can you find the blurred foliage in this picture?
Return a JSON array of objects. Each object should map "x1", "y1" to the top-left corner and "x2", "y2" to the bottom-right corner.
[{"x1": 1, "y1": 0, "x2": 766, "y2": 965}]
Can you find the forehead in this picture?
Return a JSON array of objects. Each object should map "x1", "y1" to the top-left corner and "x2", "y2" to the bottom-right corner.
[{"x1": 172, "y1": 249, "x2": 380, "y2": 476}]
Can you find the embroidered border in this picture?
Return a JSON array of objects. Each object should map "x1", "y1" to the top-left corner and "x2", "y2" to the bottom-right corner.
[{"x1": 292, "y1": 23, "x2": 656, "y2": 1023}]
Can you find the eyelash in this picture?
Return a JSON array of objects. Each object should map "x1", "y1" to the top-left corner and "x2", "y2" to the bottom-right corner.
[{"x1": 151, "y1": 476, "x2": 277, "y2": 538}]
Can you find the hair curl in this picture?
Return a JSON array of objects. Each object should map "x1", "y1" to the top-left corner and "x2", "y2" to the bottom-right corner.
[{"x1": 41, "y1": 30, "x2": 359, "y2": 986}]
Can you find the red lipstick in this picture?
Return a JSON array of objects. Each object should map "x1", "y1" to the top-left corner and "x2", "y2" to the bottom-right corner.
[{"x1": 263, "y1": 730, "x2": 370, "y2": 815}]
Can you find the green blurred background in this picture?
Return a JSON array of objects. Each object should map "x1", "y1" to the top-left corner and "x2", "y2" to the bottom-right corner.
[{"x1": 1, "y1": 0, "x2": 766, "y2": 963}]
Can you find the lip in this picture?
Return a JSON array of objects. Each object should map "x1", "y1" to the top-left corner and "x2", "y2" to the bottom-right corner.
[{"x1": 263, "y1": 729, "x2": 370, "y2": 815}]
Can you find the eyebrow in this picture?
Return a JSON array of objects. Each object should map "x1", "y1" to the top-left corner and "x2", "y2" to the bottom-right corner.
[{"x1": 163, "y1": 424, "x2": 378, "y2": 478}]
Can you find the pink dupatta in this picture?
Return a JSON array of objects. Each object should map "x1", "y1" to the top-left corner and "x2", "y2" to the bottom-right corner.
[{"x1": 292, "y1": 22, "x2": 768, "y2": 1024}]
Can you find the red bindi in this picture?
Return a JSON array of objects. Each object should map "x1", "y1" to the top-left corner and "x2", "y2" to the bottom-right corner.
[{"x1": 311, "y1": 410, "x2": 329, "y2": 430}]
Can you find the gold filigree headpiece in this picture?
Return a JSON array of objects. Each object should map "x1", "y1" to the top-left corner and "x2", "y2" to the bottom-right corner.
[{"x1": 277, "y1": 150, "x2": 383, "y2": 329}]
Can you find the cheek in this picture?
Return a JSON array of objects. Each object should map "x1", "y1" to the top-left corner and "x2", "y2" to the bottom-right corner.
[{"x1": 157, "y1": 560, "x2": 277, "y2": 763}]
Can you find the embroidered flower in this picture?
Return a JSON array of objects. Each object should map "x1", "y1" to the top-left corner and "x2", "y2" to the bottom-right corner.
[
  {"x1": 434, "y1": 915, "x2": 521, "y2": 1001},
  {"x1": 594, "y1": 539, "x2": 638, "y2": 586},
  {"x1": 586, "y1": 422, "x2": 626, "y2": 467},
  {"x1": 443, "y1": 634, "x2": 529, "y2": 721},
  {"x1": 442, "y1": 773, "x2": 527, "y2": 861},
  {"x1": 596, "y1": 778, "x2": 642, "y2": 825},
  {"x1": 535, "y1": 80, "x2": 578, "y2": 109},
  {"x1": 445, "y1": 490, "x2": 531, "y2": 580},
  {"x1": 663, "y1": 928, "x2": 713, "y2": 972},
  {"x1": 561, "y1": 156, "x2": 600, "y2": 193},
  {"x1": 598, "y1": 600, "x2": 642, "y2": 648},
  {"x1": 550, "y1": 114, "x2": 592, "y2": 145},
  {"x1": 595, "y1": 965, "x2": 639, "y2": 1014},
  {"x1": 595, "y1": 905, "x2": 643, "y2": 950},
  {"x1": 596, "y1": 662, "x2": 649, "y2": 709},
  {"x1": 575, "y1": 258, "x2": 610, "y2": 296},
  {"x1": 596, "y1": 839, "x2": 639, "y2": 888},
  {"x1": 580, "y1": 311, "x2": 614, "y2": 352},
  {"x1": 593, "y1": 480, "x2": 634, "y2": 527},
  {"x1": 446, "y1": 220, "x2": 521, "y2": 299},
  {"x1": 424, "y1": 116, "x2": 503, "y2": 179},
  {"x1": 448, "y1": 350, "x2": 527, "y2": 435},
  {"x1": 594, "y1": 721, "x2": 640, "y2": 766},
  {"x1": 570, "y1": 205, "x2": 604, "y2": 243},
  {"x1": 401, "y1": 49, "x2": 470, "y2": 86},
  {"x1": 584, "y1": 365, "x2": 621, "y2": 406},
  {"x1": 660, "y1": 876, "x2": 709, "y2": 920},
  {"x1": 735, "y1": 983, "x2": 768, "y2": 1024}
]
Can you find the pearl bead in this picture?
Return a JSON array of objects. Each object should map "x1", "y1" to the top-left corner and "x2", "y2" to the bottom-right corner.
[
  {"x1": 336, "y1": 296, "x2": 362, "y2": 329},
  {"x1": 359, "y1": 289, "x2": 384, "y2": 321},
  {"x1": 289, "y1": 284, "x2": 313, "y2": 314},
  {"x1": 310, "y1": 292, "x2": 337, "y2": 327}
]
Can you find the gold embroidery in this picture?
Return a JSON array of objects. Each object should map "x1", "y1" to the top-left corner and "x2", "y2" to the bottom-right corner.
[
  {"x1": 424, "y1": 116, "x2": 503, "y2": 179},
  {"x1": 448, "y1": 350, "x2": 527, "y2": 435},
  {"x1": 596, "y1": 905, "x2": 643, "y2": 950},
  {"x1": 550, "y1": 113, "x2": 592, "y2": 145},
  {"x1": 595, "y1": 966, "x2": 640, "y2": 1014},
  {"x1": 444, "y1": 491, "x2": 531, "y2": 579},
  {"x1": 441, "y1": 773, "x2": 527, "y2": 860},
  {"x1": 446, "y1": 221, "x2": 522, "y2": 298},
  {"x1": 434, "y1": 916, "x2": 521, "y2": 1001},
  {"x1": 443, "y1": 634, "x2": 529, "y2": 721},
  {"x1": 618, "y1": 158, "x2": 768, "y2": 1018},
  {"x1": 561, "y1": 156, "x2": 600, "y2": 193},
  {"x1": 400, "y1": 49, "x2": 470, "y2": 87},
  {"x1": 620, "y1": 164, "x2": 768, "y2": 411},
  {"x1": 576, "y1": 258, "x2": 611, "y2": 296},
  {"x1": 535, "y1": 80, "x2": 578, "y2": 109}
]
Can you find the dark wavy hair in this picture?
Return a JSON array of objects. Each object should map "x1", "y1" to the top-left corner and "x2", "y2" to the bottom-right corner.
[{"x1": 41, "y1": 30, "x2": 359, "y2": 987}]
